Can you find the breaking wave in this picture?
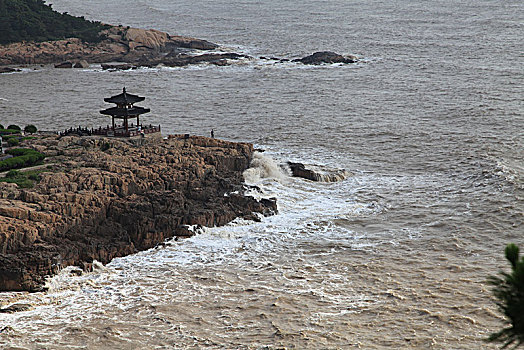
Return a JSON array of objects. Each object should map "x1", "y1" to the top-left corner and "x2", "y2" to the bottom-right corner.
[{"x1": 243, "y1": 152, "x2": 289, "y2": 184}]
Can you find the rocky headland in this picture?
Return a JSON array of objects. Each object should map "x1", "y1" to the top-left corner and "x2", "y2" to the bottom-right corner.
[
  {"x1": 0, "y1": 25, "x2": 218, "y2": 66},
  {"x1": 0, "y1": 25, "x2": 357, "y2": 69},
  {"x1": 0, "y1": 134, "x2": 277, "y2": 292}
]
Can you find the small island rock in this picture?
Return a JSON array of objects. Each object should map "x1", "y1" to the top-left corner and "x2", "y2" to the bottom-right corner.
[{"x1": 296, "y1": 51, "x2": 358, "y2": 65}]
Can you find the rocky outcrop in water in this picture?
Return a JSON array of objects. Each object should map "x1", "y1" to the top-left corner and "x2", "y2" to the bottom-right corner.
[
  {"x1": 0, "y1": 25, "x2": 218, "y2": 66},
  {"x1": 294, "y1": 51, "x2": 358, "y2": 65},
  {"x1": 0, "y1": 67, "x2": 21, "y2": 74},
  {"x1": 287, "y1": 161, "x2": 350, "y2": 182},
  {"x1": 0, "y1": 24, "x2": 359, "y2": 69},
  {"x1": 0, "y1": 135, "x2": 276, "y2": 292}
]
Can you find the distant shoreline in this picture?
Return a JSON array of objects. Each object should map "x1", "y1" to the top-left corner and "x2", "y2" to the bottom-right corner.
[{"x1": 0, "y1": 25, "x2": 220, "y2": 67}]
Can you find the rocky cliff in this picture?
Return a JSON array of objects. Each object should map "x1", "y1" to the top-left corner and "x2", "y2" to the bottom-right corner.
[{"x1": 0, "y1": 135, "x2": 276, "y2": 292}]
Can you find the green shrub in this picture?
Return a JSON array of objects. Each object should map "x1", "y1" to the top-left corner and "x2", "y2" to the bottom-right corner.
[
  {"x1": 5, "y1": 170, "x2": 20, "y2": 178},
  {"x1": 24, "y1": 125, "x2": 38, "y2": 134},
  {"x1": 0, "y1": 169, "x2": 44, "y2": 188},
  {"x1": 28, "y1": 173, "x2": 40, "y2": 181},
  {"x1": 100, "y1": 142, "x2": 110, "y2": 151},
  {"x1": 0, "y1": 128, "x2": 21, "y2": 135},
  {"x1": 7, "y1": 125, "x2": 21, "y2": 131},
  {"x1": 0, "y1": 124, "x2": 3, "y2": 129},
  {"x1": 0, "y1": 148, "x2": 45, "y2": 171},
  {"x1": 488, "y1": 244, "x2": 524, "y2": 348},
  {"x1": 7, "y1": 138, "x2": 19, "y2": 146}
]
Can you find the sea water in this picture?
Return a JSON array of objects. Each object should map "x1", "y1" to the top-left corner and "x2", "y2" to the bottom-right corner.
[{"x1": 0, "y1": 0, "x2": 522, "y2": 348}]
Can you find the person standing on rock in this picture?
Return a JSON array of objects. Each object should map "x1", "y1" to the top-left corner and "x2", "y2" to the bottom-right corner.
[{"x1": 211, "y1": 129, "x2": 215, "y2": 138}]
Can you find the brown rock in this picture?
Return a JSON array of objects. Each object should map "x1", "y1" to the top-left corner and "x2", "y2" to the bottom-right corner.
[
  {"x1": 0, "y1": 135, "x2": 277, "y2": 291},
  {"x1": 73, "y1": 60, "x2": 89, "y2": 68}
]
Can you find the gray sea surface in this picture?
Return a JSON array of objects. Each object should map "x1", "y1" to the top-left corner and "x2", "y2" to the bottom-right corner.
[{"x1": 0, "y1": 0, "x2": 523, "y2": 348}]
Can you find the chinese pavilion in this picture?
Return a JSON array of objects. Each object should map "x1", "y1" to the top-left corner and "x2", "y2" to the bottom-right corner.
[{"x1": 96, "y1": 87, "x2": 160, "y2": 137}]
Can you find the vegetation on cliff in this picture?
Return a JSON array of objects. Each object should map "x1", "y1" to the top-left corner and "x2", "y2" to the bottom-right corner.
[
  {"x1": 488, "y1": 244, "x2": 524, "y2": 348},
  {"x1": 0, "y1": 0, "x2": 107, "y2": 45},
  {"x1": 0, "y1": 148, "x2": 45, "y2": 171},
  {"x1": 0, "y1": 169, "x2": 42, "y2": 188}
]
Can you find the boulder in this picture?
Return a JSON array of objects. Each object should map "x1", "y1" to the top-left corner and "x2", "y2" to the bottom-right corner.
[
  {"x1": 54, "y1": 61, "x2": 73, "y2": 68},
  {"x1": 0, "y1": 67, "x2": 21, "y2": 74},
  {"x1": 287, "y1": 162, "x2": 349, "y2": 182},
  {"x1": 168, "y1": 35, "x2": 218, "y2": 50},
  {"x1": 0, "y1": 303, "x2": 32, "y2": 313},
  {"x1": 295, "y1": 51, "x2": 358, "y2": 65},
  {"x1": 73, "y1": 60, "x2": 89, "y2": 68},
  {"x1": 101, "y1": 63, "x2": 136, "y2": 71}
]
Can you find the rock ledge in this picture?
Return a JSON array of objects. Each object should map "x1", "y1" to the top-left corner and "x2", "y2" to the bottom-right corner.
[{"x1": 0, "y1": 135, "x2": 276, "y2": 292}]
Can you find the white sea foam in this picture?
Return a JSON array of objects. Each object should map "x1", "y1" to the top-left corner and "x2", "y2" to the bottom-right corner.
[{"x1": 243, "y1": 152, "x2": 289, "y2": 184}]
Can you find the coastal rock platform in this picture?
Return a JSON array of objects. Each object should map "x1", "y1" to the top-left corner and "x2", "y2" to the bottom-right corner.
[
  {"x1": 0, "y1": 25, "x2": 218, "y2": 66},
  {"x1": 0, "y1": 135, "x2": 277, "y2": 292}
]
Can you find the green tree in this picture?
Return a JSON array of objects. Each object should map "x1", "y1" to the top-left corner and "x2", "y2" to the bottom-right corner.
[
  {"x1": 24, "y1": 124, "x2": 37, "y2": 134},
  {"x1": 488, "y1": 244, "x2": 524, "y2": 348},
  {"x1": 7, "y1": 124, "x2": 21, "y2": 131},
  {"x1": 0, "y1": 0, "x2": 108, "y2": 45},
  {"x1": 7, "y1": 137, "x2": 19, "y2": 146}
]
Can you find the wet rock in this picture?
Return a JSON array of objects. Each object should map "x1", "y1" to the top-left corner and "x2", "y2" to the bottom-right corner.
[
  {"x1": 69, "y1": 268, "x2": 83, "y2": 276},
  {"x1": 0, "y1": 303, "x2": 32, "y2": 313},
  {"x1": 142, "y1": 52, "x2": 248, "y2": 67},
  {"x1": 287, "y1": 162, "x2": 321, "y2": 181},
  {"x1": 54, "y1": 61, "x2": 73, "y2": 68},
  {"x1": 101, "y1": 63, "x2": 136, "y2": 71},
  {"x1": 287, "y1": 162, "x2": 349, "y2": 182},
  {"x1": 0, "y1": 67, "x2": 21, "y2": 74},
  {"x1": 295, "y1": 51, "x2": 358, "y2": 65},
  {"x1": 211, "y1": 59, "x2": 229, "y2": 66},
  {"x1": 73, "y1": 60, "x2": 89, "y2": 68},
  {"x1": 175, "y1": 225, "x2": 195, "y2": 237}
]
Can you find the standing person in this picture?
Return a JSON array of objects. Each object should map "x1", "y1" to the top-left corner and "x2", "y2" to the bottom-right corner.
[{"x1": 211, "y1": 129, "x2": 215, "y2": 138}]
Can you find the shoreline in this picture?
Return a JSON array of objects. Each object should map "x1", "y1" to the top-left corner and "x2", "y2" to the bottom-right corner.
[
  {"x1": 0, "y1": 25, "x2": 220, "y2": 67},
  {"x1": 0, "y1": 134, "x2": 277, "y2": 292},
  {"x1": 0, "y1": 25, "x2": 357, "y2": 69}
]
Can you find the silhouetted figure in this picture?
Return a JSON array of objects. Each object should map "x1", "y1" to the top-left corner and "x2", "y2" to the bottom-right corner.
[{"x1": 211, "y1": 129, "x2": 215, "y2": 138}]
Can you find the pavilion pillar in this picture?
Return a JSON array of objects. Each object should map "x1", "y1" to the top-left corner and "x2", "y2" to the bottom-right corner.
[
  {"x1": 137, "y1": 115, "x2": 140, "y2": 127},
  {"x1": 112, "y1": 117, "x2": 115, "y2": 130}
]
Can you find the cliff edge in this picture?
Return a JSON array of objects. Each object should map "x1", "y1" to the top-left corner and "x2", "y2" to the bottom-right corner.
[{"x1": 0, "y1": 135, "x2": 276, "y2": 292}]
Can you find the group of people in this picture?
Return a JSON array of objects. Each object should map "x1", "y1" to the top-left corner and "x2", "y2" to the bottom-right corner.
[{"x1": 60, "y1": 126, "x2": 92, "y2": 137}]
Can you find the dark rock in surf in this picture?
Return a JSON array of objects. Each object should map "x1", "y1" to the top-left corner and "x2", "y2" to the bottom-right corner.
[
  {"x1": 73, "y1": 60, "x2": 89, "y2": 68},
  {"x1": 141, "y1": 52, "x2": 248, "y2": 67},
  {"x1": 295, "y1": 51, "x2": 357, "y2": 65},
  {"x1": 211, "y1": 59, "x2": 229, "y2": 66},
  {"x1": 0, "y1": 303, "x2": 32, "y2": 313},
  {"x1": 287, "y1": 162, "x2": 322, "y2": 181},
  {"x1": 0, "y1": 67, "x2": 21, "y2": 74},
  {"x1": 54, "y1": 61, "x2": 73, "y2": 68},
  {"x1": 287, "y1": 162, "x2": 350, "y2": 182},
  {"x1": 101, "y1": 63, "x2": 136, "y2": 71}
]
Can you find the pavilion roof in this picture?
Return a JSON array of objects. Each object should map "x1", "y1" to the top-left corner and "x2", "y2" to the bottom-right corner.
[
  {"x1": 104, "y1": 87, "x2": 145, "y2": 105},
  {"x1": 100, "y1": 106, "x2": 151, "y2": 118}
]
